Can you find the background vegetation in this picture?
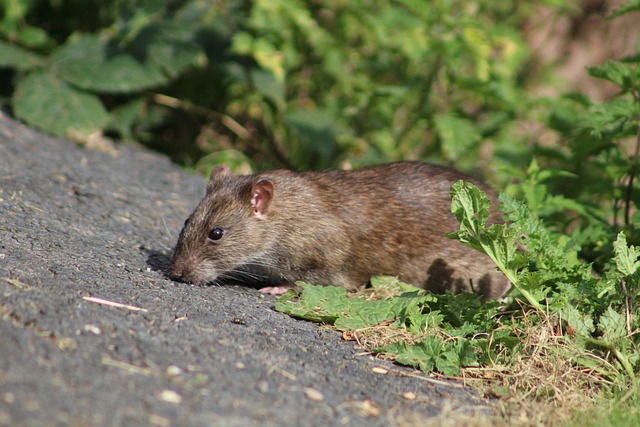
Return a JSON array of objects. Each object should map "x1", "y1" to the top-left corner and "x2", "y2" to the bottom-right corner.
[{"x1": 2, "y1": 0, "x2": 640, "y2": 424}]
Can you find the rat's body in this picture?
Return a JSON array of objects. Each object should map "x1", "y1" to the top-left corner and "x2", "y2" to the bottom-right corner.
[{"x1": 169, "y1": 161, "x2": 509, "y2": 300}]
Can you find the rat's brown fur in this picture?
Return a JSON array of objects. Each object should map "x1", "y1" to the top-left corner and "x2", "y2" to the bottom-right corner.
[{"x1": 169, "y1": 161, "x2": 509, "y2": 300}]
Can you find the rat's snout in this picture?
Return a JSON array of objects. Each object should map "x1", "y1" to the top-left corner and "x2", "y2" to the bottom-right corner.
[
  {"x1": 167, "y1": 250, "x2": 212, "y2": 287},
  {"x1": 167, "y1": 253, "x2": 196, "y2": 282}
]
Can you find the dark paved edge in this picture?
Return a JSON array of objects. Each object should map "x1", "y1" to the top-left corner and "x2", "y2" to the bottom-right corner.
[{"x1": 0, "y1": 113, "x2": 494, "y2": 427}]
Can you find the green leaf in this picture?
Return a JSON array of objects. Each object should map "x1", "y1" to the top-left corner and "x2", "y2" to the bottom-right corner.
[
  {"x1": 587, "y1": 60, "x2": 638, "y2": 89},
  {"x1": 13, "y1": 71, "x2": 109, "y2": 137},
  {"x1": 394, "y1": 337, "x2": 442, "y2": 372},
  {"x1": 51, "y1": 34, "x2": 168, "y2": 93},
  {"x1": 274, "y1": 282, "x2": 346, "y2": 323},
  {"x1": 559, "y1": 305, "x2": 594, "y2": 341},
  {"x1": 607, "y1": 0, "x2": 640, "y2": 20},
  {"x1": 194, "y1": 150, "x2": 254, "y2": 177},
  {"x1": 285, "y1": 108, "x2": 342, "y2": 169},
  {"x1": 0, "y1": 39, "x2": 45, "y2": 70},
  {"x1": 434, "y1": 114, "x2": 482, "y2": 161},
  {"x1": 393, "y1": 337, "x2": 478, "y2": 376},
  {"x1": 612, "y1": 232, "x2": 640, "y2": 277},
  {"x1": 449, "y1": 180, "x2": 492, "y2": 235},
  {"x1": 130, "y1": 21, "x2": 205, "y2": 79},
  {"x1": 108, "y1": 98, "x2": 146, "y2": 141},
  {"x1": 598, "y1": 306, "x2": 627, "y2": 343},
  {"x1": 334, "y1": 299, "x2": 398, "y2": 330}
]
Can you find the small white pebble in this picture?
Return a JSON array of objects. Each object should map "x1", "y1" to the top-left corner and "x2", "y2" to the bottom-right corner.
[
  {"x1": 257, "y1": 381, "x2": 269, "y2": 393},
  {"x1": 83, "y1": 324, "x2": 102, "y2": 335},
  {"x1": 403, "y1": 392, "x2": 416, "y2": 400},
  {"x1": 166, "y1": 365, "x2": 183, "y2": 377},
  {"x1": 372, "y1": 366, "x2": 388, "y2": 374},
  {"x1": 159, "y1": 390, "x2": 182, "y2": 404},
  {"x1": 304, "y1": 388, "x2": 324, "y2": 402}
]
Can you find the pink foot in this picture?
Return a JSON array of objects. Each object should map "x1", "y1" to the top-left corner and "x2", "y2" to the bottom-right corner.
[{"x1": 258, "y1": 284, "x2": 297, "y2": 296}]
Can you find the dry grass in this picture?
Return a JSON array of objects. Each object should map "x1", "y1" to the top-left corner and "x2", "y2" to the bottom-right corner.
[
  {"x1": 339, "y1": 290, "x2": 615, "y2": 426},
  {"x1": 458, "y1": 315, "x2": 608, "y2": 426},
  {"x1": 331, "y1": 282, "x2": 637, "y2": 426}
]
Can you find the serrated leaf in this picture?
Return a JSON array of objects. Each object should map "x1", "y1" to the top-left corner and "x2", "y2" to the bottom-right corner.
[
  {"x1": 587, "y1": 60, "x2": 638, "y2": 89},
  {"x1": 369, "y1": 275, "x2": 422, "y2": 293},
  {"x1": 395, "y1": 337, "x2": 441, "y2": 372},
  {"x1": 274, "y1": 282, "x2": 346, "y2": 323},
  {"x1": 334, "y1": 299, "x2": 397, "y2": 330},
  {"x1": 608, "y1": 0, "x2": 640, "y2": 20},
  {"x1": 612, "y1": 232, "x2": 640, "y2": 277},
  {"x1": 0, "y1": 39, "x2": 45, "y2": 70},
  {"x1": 52, "y1": 34, "x2": 168, "y2": 93},
  {"x1": 589, "y1": 97, "x2": 640, "y2": 138},
  {"x1": 559, "y1": 305, "x2": 594, "y2": 341},
  {"x1": 450, "y1": 180, "x2": 491, "y2": 233},
  {"x1": 598, "y1": 306, "x2": 627, "y2": 342},
  {"x1": 13, "y1": 71, "x2": 109, "y2": 137}
]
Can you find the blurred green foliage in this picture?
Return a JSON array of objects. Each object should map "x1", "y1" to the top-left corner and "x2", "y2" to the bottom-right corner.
[{"x1": 1, "y1": 0, "x2": 567, "y2": 174}]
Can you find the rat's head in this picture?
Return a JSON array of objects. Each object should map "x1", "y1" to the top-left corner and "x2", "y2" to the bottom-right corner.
[{"x1": 168, "y1": 165, "x2": 276, "y2": 285}]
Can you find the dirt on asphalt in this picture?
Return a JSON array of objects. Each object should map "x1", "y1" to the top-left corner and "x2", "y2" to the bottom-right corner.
[{"x1": 0, "y1": 113, "x2": 495, "y2": 426}]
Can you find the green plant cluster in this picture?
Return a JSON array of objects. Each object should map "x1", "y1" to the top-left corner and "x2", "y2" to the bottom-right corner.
[
  {"x1": 275, "y1": 178, "x2": 640, "y2": 388},
  {"x1": 275, "y1": 277, "x2": 504, "y2": 376},
  {"x1": 1, "y1": 0, "x2": 566, "y2": 171},
  {"x1": 276, "y1": 0, "x2": 640, "y2": 406}
]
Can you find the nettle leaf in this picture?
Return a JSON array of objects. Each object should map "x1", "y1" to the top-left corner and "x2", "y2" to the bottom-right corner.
[
  {"x1": 275, "y1": 281, "x2": 424, "y2": 330},
  {"x1": 598, "y1": 306, "x2": 627, "y2": 343},
  {"x1": 514, "y1": 271, "x2": 551, "y2": 301},
  {"x1": 334, "y1": 299, "x2": 399, "y2": 330},
  {"x1": 395, "y1": 336, "x2": 442, "y2": 372},
  {"x1": 612, "y1": 232, "x2": 640, "y2": 277},
  {"x1": 559, "y1": 305, "x2": 594, "y2": 342},
  {"x1": 587, "y1": 60, "x2": 639, "y2": 89},
  {"x1": 589, "y1": 97, "x2": 640, "y2": 138},
  {"x1": 394, "y1": 337, "x2": 478, "y2": 376},
  {"x1": 395, "y1": 295, "x2": 443, "y2": 335},
  {"x1": 13, "y1": 71, "x2": 109, "y2": 137},
  {"x1": 0, "y1": 39, "x2": 45, "y2": 70},
  {"x1": 52, "y1": 34, "x2": 168, "y2": 93},
  {"x1": 608, "y1": 0, "x2": 640, "y2": 20},
  {"x1": 274, "y1": 283, "x2": 345, "y2": 323},
  {"x1": 450, "y1": 180, "x2": 491, "y2": 235}
]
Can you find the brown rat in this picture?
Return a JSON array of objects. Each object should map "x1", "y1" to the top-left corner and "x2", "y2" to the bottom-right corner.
[{"x1": 168, "y1": 161, "x2": 509, "y2": 300}]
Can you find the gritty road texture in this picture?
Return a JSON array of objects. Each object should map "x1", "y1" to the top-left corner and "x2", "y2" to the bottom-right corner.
[{"x1": 0, "y1": 113, "x2": 494, "y2": 426}]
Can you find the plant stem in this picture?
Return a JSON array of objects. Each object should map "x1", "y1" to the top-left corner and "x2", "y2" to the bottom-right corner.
[
  {"x1": 587, "y1": 337, "x2": 635, "y2": 378},
  {"x1": 624, "y1": 115, "x2": 640, "y2": 226},
  {"x1": 480, "y1": 243, "x2": 544, "y2": 312}
]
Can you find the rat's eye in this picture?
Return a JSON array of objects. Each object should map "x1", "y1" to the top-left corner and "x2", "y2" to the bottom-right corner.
[{"x1": 208, "y1": 227, "x2": 224, "y2": 241}]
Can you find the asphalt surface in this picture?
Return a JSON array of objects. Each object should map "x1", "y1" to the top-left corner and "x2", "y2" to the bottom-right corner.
[{"x1": 0, "y1": 113, "x2": 494, "y2": 426}]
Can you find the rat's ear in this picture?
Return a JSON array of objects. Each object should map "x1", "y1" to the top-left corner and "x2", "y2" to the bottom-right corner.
[
  {"x1": 207, "y1": 165, "x2": 231, "y2": 192},
  {"x1": 251, "y1": 179, "x2": 275, "y2": 218},
  {"x1": 209, "y1": 164, "x2": 231, "y2": 180}
]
